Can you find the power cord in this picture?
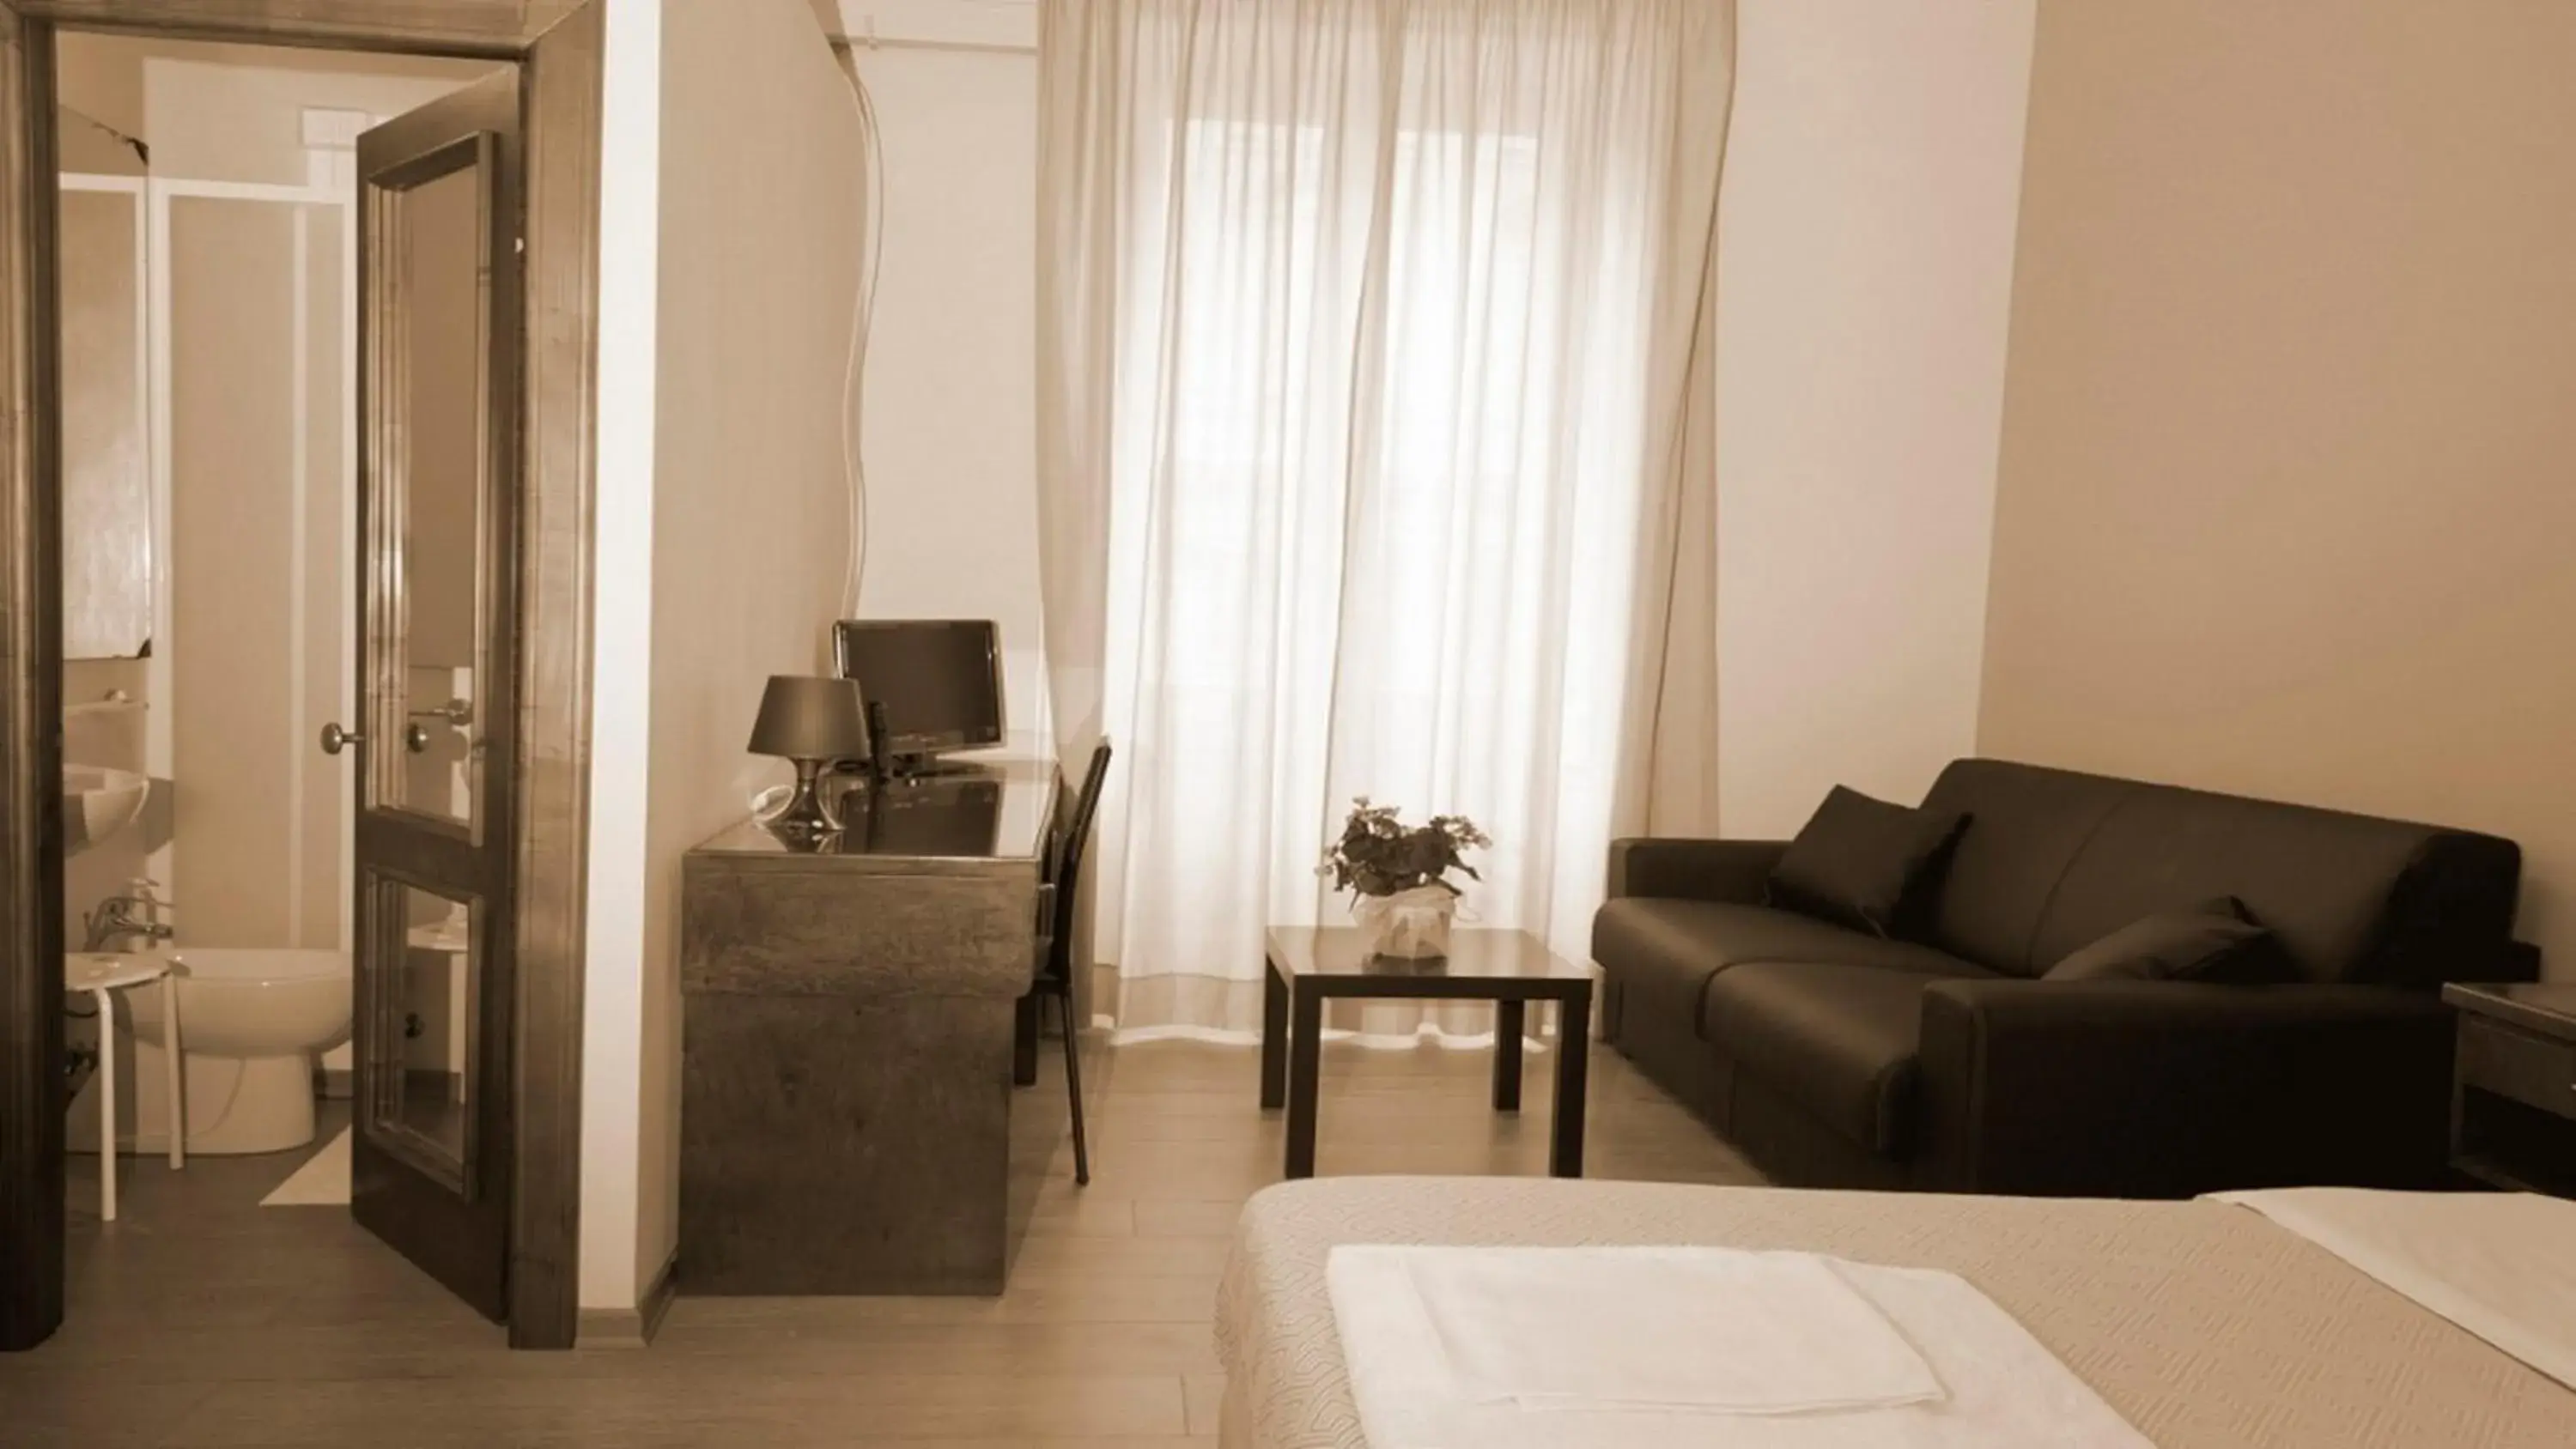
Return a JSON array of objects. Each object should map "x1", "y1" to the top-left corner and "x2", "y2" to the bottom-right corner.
[
  {"x1": 836, "y1": 43, "x2": 889, "y2": 621},
  {"x1": 751, "y1": 38, "x2": 885, "y2": 826}
]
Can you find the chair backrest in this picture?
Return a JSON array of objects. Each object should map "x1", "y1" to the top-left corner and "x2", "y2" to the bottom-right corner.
[{"x1": 1042, "y1": 739, "x2": 1114, "y2": 981}]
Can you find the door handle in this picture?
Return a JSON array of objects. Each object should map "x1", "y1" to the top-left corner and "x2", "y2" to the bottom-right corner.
[
  {"x1": 404, "y1": 723, "x2": 432, "y2": 754},
  {"x1": 319, "y1": 722, "x2": 363, "y2": 755}
]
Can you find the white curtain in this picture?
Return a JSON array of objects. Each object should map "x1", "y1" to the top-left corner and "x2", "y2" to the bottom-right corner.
[{"x1": 1038, "y1": 0, "x2": 1733, "y2": 1040}]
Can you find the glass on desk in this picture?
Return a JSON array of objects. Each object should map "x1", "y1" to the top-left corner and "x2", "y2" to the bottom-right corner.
[{"x1": 702, "y1": 756, "x2": 1058, "y2": 864}]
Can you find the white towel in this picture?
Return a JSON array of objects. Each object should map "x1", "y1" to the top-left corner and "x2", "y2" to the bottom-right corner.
[
  {"x1": 2212, "y1": 1187, "x2": 2576, "y2": 1393},
  {"x1": 1403, "y1": 1247, "x2": 1941, "y2": 1415},
  {"x1": 1328, "y1": 1245, "x2": 2155, "y2": 1449}
]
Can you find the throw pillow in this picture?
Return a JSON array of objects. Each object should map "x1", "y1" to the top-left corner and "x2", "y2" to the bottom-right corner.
[
  {"x1": 1765, "y1": 785, "x2": 1970, "y2": 939},
  {"x1": 2044, "y1": 897, "x2": 2290, "y2": 984}
]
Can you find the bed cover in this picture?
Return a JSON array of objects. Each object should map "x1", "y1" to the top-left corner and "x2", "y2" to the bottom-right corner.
[{"x1": 1215, "y1": 1177, "x2": 2576, "y2": 1448}]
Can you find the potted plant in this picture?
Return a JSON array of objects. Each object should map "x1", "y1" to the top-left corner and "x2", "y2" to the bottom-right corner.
[{"x1": 1318, "y1": 797, "x2": 1492, "y2": 959}]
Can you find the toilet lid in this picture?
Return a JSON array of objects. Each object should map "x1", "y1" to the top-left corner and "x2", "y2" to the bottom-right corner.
[{"x1": 65, "y1": 952, "x2": 170, "y2": 992}]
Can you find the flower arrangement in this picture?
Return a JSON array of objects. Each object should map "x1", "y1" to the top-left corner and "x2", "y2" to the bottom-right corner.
[
  {"x1": 1318, "y1": 799, "x2": 1491, "y2": 960},
  {"x1": 1318, "y1": 797, "x2": 1492, "y2": 899}
]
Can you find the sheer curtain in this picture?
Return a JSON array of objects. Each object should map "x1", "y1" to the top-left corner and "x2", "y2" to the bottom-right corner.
[{"x1": 1038, "y1": 0, "x2": 1734, "y2": 1040}]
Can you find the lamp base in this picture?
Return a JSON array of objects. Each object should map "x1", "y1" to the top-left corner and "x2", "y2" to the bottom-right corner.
[{"x1": 768, "y1": 758, "x2": 842, "y2": 841}]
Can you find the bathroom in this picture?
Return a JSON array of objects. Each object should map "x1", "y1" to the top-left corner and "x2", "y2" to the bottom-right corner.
[{"x1": 57, "y1": 33, "x2": 502, "y2": 1221}]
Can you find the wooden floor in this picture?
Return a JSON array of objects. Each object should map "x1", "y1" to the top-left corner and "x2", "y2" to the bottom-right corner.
[{"x1": 1, "y1": 1034, "x2": 1758, "y2": 1446}]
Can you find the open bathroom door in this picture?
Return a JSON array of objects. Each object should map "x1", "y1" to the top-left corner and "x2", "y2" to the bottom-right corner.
[{"x1": 334, "y1": 70, "x2": 523, "y2": 1325}]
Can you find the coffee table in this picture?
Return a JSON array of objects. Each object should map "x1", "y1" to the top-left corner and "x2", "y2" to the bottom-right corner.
[{"x1": 1261, "y1": 927, "x2": 1595, "y2": 1180}]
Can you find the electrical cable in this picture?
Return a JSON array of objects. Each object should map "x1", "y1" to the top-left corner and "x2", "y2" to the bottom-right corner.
[{"x1": 837, "y1": 45, "x2": 889, "y2": 621}]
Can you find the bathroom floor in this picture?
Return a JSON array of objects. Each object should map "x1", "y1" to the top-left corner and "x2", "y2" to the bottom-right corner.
[
  {"x1": 1, "y1": 1036, "x2": 1749, "y2": 1446},
  {"x1": 61, "y1": 1100, "x2": 355, "y2": 1222}
]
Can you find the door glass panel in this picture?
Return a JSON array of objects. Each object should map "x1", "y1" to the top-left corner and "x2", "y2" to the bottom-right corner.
[
  {"x1": 362, "y1": 875, "x2": 480, "y2": 1190},
  {"x1": 384, "y1": 160, "x2": 488, "y2": 830}
]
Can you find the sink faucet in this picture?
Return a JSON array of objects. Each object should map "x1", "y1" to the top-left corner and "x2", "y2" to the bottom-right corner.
[{"x1": 84, "y1": 878, "x2": 173, "y2": 952}]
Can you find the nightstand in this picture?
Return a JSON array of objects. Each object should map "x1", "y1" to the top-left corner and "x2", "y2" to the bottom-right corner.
[{"x1": 2442, "y1": 983, "x2": 2576, "y2": 1197}]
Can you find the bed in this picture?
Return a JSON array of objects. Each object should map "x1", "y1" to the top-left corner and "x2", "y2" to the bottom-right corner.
[{"x1": 1215, "y1": 1177, "x2": 2576, "y2": 1448}]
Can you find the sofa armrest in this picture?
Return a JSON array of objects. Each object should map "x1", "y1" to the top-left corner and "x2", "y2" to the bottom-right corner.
[
  {"x1": 1914, "y1": 979, "x2": 2454, "y2": 1198},
  {"x1": 1606, "y1": 838, "x2": 1789, "y2": 904}
]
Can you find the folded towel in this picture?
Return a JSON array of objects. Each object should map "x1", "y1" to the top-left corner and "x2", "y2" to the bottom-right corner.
[
  {"x1": 2212, "y1": 1187, "x2": 2576, "y2": 1393},
  {"x1": 1329, "y1": 1244, "x2": 2154, "y2": 1449},
  {"x1": 1400, "y1": 1246, "x2": 1941, "y2": 1415}
]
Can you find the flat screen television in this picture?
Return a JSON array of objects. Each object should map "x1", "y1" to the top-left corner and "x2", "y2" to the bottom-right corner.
[{"x1": 831, "y1": 618, "x2": 1005, "y2": 770}]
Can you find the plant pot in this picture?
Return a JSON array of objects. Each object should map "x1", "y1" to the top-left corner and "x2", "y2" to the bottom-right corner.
[{"x1": 1353, "y1": 884, "x2": 1456, "y2": 961}]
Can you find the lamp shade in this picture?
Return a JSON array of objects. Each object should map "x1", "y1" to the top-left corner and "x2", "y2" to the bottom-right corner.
[{"x1": 747, "y1": 675, "x2": 872, "y2": 761}]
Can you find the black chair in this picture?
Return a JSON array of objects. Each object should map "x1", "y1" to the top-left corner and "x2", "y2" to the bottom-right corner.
[{"x1": 1020, "y1": 739, "x2": 1111, "y2": 1185}]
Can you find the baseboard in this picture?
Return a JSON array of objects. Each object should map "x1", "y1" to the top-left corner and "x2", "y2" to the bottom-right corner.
[
  {"x1": 1086, "y1": 961, "x2": 1116, "y2": 1027},
  {"x1": 577, "y1": 1252, "x2": 677, "y2": 1349}
]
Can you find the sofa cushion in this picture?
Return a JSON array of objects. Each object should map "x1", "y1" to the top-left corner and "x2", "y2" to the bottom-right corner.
[
  {"x1": 2027, "y1": 788, "x2": 2502, "y2": 985},
  {"x1": 1594, "y1": 900, "x2": 1984, "y2": 1028},
  {"x1": 1596, "y1": 900, "x2": 1984, "y2": 976},
  {"x1": 1766, "y1": 786, "x2": 1965, "y2": 938},
  {"x1": 1918, "y1": 759, "x2": 2141, "y2": 976},
  {"x1": 1701, "y1": 962, "x2": 1969, "y2": 1156},
  {"x1": 1918, "y1": 759, "x2": 2523, "y2": 987},
  {"x1": 2044, "y1": 896, "x2": 2291, "y2": 984}
]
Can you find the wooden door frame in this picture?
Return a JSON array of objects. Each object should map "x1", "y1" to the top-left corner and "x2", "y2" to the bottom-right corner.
[{"x1": 0, "y1": 0, "x2": 600, "y2": 1352}]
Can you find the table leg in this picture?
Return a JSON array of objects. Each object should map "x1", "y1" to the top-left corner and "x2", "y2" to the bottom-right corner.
[
  {"x1": 96, "y1": 987, "x2": 117, "y2": 1222},
  {"x1": 1259, "y1": 955, "x2": 1288, "y2": 1111},
  {"x1": 161, "y1": 973, "x2": 185, "y2": 1169},
  {"x1": 1550, "y1": 992, "x2": 1591, "y2": 1179},
  {"x1": 1284, "y1": 984, "x2": 1322, "y2": 1179},
  {"x1": 1492, "y1": 999, "x2": 1524, "y2": 1113}
]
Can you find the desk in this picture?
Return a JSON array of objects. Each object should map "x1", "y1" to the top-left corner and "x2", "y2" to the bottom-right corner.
[{"x1": 678, "y1": 757, "x2": 1056, "y2": 1294}]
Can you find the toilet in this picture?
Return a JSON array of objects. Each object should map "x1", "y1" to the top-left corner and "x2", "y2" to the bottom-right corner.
[{"x1": 110, "y1": 948, "x2": 352, "y2": 1156}]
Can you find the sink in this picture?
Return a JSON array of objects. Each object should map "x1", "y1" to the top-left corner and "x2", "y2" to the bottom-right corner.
[{"x1": 64, "y1": 765, "x2": 149, "y2": 856}]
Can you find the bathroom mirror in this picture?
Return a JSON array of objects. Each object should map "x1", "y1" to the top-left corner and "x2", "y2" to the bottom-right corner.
[{"x1": 61, "y1": 162, "x2": 155, "y2": 660}]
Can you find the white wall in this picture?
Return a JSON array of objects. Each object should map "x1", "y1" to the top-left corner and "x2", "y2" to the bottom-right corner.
[
  {"x1": 57, "y1": 33, "x2": 482, "y2": 171},
  {"x1": 582, "y1": 0, "x2": 997, "y2": 1320},
  {"x1": 636, "y1": 0, "x2": 867, "y2": 1295},
  {"x1": 846, "y1": 40, "x2": 1047, "y2": 731},
  {"x1": 143, "y1": 54, "x2": 471, "y2": 184},
  {"x1": 1981, "y1": 0, "x2": 2576, "y2": 974},
  {"x1": 1712, "y1": 1, "x2": 2037, "y2": 834},
  {"x1": 578, "y1": 0, "x2": 665, "y2": 1316},
  {"x1": 835, "y1": 1, "x2": 1037, "y2": 51},
  {"x1": 582, "y1": 0, "x2": 870, "y2": 1319}
]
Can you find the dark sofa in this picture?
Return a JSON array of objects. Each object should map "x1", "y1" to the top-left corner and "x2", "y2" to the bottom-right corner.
[{"x1": 1594, "y1": 759, "x2": 2537, "y2": 1197}]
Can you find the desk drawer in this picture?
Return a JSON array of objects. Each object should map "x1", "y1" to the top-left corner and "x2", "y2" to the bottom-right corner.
[{"x1": 2458, "y1": 1015, "x2": 2576, "y2": 1119}]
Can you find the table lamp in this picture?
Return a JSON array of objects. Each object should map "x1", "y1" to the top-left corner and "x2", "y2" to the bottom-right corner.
[{"x1": 747, "y1": 675, "x2": 872, "y2": 840}]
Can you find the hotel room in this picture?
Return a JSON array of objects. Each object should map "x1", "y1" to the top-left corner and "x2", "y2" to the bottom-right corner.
[{"x1": 2, "y1": 0, "x2": 2572, "y2": 1445}]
